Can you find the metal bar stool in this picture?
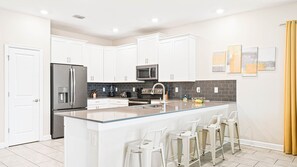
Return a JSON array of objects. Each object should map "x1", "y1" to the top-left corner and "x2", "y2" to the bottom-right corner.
[
  {"x1": 124, "y1": 128, "x2": 167, "y2": 167},
  {"x1": 221, "y1": 111, "x2": 241, "y2": 154},
  {"x1": 167, "y1": 119, "x2": 201, "y2": 167},
  {"x1": 200, "y1": 114, "x2": 225, "y2": 166}
]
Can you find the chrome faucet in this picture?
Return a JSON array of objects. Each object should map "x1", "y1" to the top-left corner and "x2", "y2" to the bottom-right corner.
[{"x1": 151, "y1": 83, "x2": 166, "y2": 103}]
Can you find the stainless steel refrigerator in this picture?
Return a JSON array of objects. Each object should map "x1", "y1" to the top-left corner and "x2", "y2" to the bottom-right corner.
[{"x1": 51, "y1": 64, "x2": 87, "y2": 139}]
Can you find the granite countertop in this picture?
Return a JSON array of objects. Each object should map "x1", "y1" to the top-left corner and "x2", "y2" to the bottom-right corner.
[{"x1": 57, "y1": 101, "x2": 232, "y2": 123}]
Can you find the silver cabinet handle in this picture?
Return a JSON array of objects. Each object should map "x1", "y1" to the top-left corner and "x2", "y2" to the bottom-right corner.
[{"x1": 33, "y1": 99, "x2": 39, "y2": 102}]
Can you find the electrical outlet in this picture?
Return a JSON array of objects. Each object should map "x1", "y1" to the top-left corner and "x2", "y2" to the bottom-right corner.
[
  {"x1": 103, "y1": 87, "x2": 105, "y2": 92},
  {"x1": 175, "y1": 87, "x2": 179, "y2": 93},
  {"x1": 133, "y1": 87, "x2": 135, "y2": 92},
  {"x1": 214, "y1": 87, "x2": 219, "y2": 93},
  {"x1": 196, "y1": 87, "x2": 200, "y2": 93},
  {"x1": 115, "y1": 87, "x2": 118, "y2": 92}
]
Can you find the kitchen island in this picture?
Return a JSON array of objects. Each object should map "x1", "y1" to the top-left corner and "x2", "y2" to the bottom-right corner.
[{"x1": 57, "y1": 101, "x2": 234, "y2": 167}]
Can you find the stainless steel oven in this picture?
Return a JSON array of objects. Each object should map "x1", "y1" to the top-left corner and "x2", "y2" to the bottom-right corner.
[{"x1": 136, "y1": 64, "x2": 158, "y2": 81}]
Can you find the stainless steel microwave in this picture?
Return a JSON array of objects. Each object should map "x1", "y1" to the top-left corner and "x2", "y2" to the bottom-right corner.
[{"x1": 136, "y1": 64, "x2": 158, "y2": 81}]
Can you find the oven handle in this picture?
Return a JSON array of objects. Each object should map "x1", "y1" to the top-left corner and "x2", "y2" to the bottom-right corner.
[{"x1": 129, "y1": 101, "x2": 150, "y2": 104}]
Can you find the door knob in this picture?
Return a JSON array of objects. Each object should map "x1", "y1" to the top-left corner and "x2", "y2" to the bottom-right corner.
[{"x1": 33, "y1": 99, "x2": 40, "y2": 102}]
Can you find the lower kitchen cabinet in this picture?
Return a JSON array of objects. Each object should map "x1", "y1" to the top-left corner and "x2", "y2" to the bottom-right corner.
[{"x1": 87, "y1": 99, "x2": 128, "y2": 110}]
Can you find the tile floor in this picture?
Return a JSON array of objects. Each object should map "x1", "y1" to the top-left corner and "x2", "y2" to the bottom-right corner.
[{"x1": 0, "y1": 139, "x2": 295, "y2": 167}]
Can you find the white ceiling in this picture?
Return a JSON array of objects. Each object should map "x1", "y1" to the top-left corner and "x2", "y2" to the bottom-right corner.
[{"x1": 0, "y1": 0, "x2": 296, "y2": 40}]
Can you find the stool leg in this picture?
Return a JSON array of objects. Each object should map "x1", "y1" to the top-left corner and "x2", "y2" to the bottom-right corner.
[
  {"x1": 124, "y1": 148, "x2": 131, "y2": 167},
  {"x1": 235, "y1": 123, "x2": 241, "y2": 150},
  {"x1": 228, "y1": 121, "x2": 235, "y2": 154},
  {"x1": 177, "y1": 138, "x2": 182, "y2": 165},
  {"x1": 209, "y1": 127, "x2": 216, "y2": 166},
  {"x1": 218, "y1": 129, "x2": 225, "y2": 160},
  {"x1": 195, "y1": 134, "x2": 201, "y2": 167},
  {"x1": 182, "y1": 137, "x2": 190, "y2": 167},
  {"x1": 201, "y1": 130, "x2": 207, "y2": 155},
  {"x1": 142, "y1": 150, "x2": 152, "y2": 167},
  {"x1": 160, "y1": 147, "x2": 166, "y2": 167},
  {"x1": 220, "y1": 123, "x2": 226, "y2": 144}
]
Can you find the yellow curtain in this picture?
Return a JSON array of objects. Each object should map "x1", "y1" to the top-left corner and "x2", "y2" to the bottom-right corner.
[{"x1": 284, "y1": 20, "x2": 297, "y2": 155}]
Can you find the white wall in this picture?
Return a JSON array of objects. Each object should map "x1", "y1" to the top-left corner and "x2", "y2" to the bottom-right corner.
[
  {"x1": 113, "y1": 2, "x2": 297, "y2": 146},
  {"x1": 51, "y1": 28, "x2": 112, "y2": 45},
  {"x1": 0, "y1": 9, "x2": 51, "y2": 143}
]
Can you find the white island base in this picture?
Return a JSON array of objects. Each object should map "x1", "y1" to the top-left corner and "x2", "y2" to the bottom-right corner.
[{"x1": 64, "y1": 103, "x2": 231, "y2": 167}]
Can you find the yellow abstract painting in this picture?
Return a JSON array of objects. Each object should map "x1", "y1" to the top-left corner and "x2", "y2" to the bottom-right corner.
[
  {"x1": 212, "y1": 51, "x2": 226, "y2": 72},
  {"x1": 242, "y1": 47, "x2": 258, "y2": 76},
  {"x1": 227, "y1": 45, "x2": 242, "y2": 73}
]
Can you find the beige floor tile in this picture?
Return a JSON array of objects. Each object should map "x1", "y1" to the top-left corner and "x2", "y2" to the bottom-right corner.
[
  {"x1": 0, "y1": 150, "x2": 14, "y2": 159},
  {"x1": 0, "y1": 154, "x2": 31, "y2": 166},
  {"x1": 38, "y1": 160, "x2": 64, "y2": 167},
  {"x1": 47, "y1": 152, "x2": 64, "y2": 163},
  {"x1": 8, "y1": 146, "x2": 51, "y2": 164},
  {"x1": 23, "y1": 142, "x2": 59, "y2": 154},
  {"x1": 275, "y1": 159, "x2": 293, "y2": 167},
  {"x1": 40, "y1": 141, "x2": 62, "y2": 147},
  {"x1": 228, "y1": 156, "x2": 258, "y2": 166}
]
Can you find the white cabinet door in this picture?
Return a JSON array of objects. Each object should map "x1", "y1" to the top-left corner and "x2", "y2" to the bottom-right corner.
[
  {"x1": 103, "y1": 47, "x2": 116, "y2": 82},
  {"x1": 85, "y1": 44, "x2": 104, "y2": 82},
  {"x1": 116, "y1": 45, "x2": 137, "y2": 82},
  {"x1": 51, "y1": 37, "x2": 68, "y2": 64},
  {"x1": 137, "y1": 35, "x2": 159, "y2": 65},
  {"x1": 67, "y1": 40, "x2": 84, "y2": 65},
  {"x1": 159, "y1": 40, "x2": 173, "y2": 81},
  {"x1": 51, "y1": 36, "x2": 85, "y2": 65},
  {"x1": 172, "y1": 37, "x2": 189, "y2": 81},
  {"x1": 159, "y1": 35, "x2": 197, "y2": 82}
]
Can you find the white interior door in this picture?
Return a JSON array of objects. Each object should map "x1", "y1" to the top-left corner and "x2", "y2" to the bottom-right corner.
[{"x1": 8, "y1": 46, "x2": 40, "y2": 146}]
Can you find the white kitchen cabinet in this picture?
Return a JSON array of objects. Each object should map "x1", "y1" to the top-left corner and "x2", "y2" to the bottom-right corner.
[
  {"x1": 137, "y1": 33, "x2": 162, "y2": 65},
  {"x1": 87, "y1": 99, "x2": 128, "y2": 110},
  {"x1": 116, "y1": 44, "x2": 137, "y2": 82},
  {"x1": 103, "y1": 47, "x2": 117, "y2": 82},
  {"x1": 159, "y1": 34, "x2": 197, "y2": 82},
  {"x1": 51, "y1": 36, "x2": 85, "y2": 65},
  {"x1": 85, "y1": 44, "x2": 104, "y2": 82}
]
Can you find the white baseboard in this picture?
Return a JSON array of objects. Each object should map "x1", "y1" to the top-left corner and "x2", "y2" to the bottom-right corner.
[
  {"x1": 40, "y1": 135, "x2": 52, "y2": 141},
  {"x1": 240, "y1": 139, "x2": 283, "y2": 151},
  {"x1": 0, "y1": 142, "x2": 7, "y2": 149}
]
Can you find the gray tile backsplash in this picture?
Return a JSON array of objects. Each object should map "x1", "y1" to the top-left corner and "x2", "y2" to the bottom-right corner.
[{"x1": 88, "y1": 80, "x2": 236, "y2": 101}]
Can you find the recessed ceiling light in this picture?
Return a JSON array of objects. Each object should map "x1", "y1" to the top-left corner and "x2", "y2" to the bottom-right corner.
[
  {"x1": 151, "y1": 18, "x2": 159, "y2": 23},
  {"x1": 40, "y1": 10, "x2": 48, "y2": 15},
  {"x1": 216, "y1": 9, "x2": 224, "y2": 14},
  {"x1": 113, "y1": 28, "x2": 119, "y2": 33},
  {"x1": 73, "y1": 15, "x2": 85, "y2": 19}
]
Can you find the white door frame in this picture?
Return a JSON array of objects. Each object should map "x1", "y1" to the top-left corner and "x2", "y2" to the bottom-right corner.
[{"x1": 4, "y1": 44, "x2": 44, "y2": 147}]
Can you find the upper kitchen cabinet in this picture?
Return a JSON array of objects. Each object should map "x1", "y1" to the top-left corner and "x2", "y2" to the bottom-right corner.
[
  {"x1": 159, "y1": 34, "x2": 197, "y2": 82},
  {"x1": 116, "y1": 44, "x2": 138, "y2": 82},
  {"x1": 51, "y1": 36, "x2": 85, "y2": 65},
  {"x1": 103, "y1": 46, "x2": 117, "y2": 82},
  {"x1": 84, "y1": 44, "x2": 104, "y2": 82},
  {"x1": 137, "y1": 33, "x2": 163, "y2": 65}
]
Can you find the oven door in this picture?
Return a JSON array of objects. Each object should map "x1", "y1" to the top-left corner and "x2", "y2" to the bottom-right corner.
[{"x1": 128, "y1": 99, "x2": 151, "y2": 106}]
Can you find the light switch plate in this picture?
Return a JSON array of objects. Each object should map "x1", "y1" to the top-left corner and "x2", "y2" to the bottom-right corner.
[
  {"x1": 115, "y1": 87, "x2": 118, "y2": 92},
  {"x1": 133, "y1": 87, "x2": 135, "y2": 92},
  {"x1": 214, "y1": 87, "x2": 219, "y2": 93},
  {"x1": 196, "y1": 87, "x2": 200, "y2": 93},
  {"x1": 103, "y1": 87, "x2": 105, "y2": 92},
  {"x1": 175, "y1": 87, "x2": 179, "y2": 93}
]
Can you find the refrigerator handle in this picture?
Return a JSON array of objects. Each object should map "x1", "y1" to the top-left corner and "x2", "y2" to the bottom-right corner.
[
  {"x1": 73, "y1": 68, "x2": 76, "y2": 105},
  {"x1": 69, "y1": 68, "x2": 73, "y2": 106}
]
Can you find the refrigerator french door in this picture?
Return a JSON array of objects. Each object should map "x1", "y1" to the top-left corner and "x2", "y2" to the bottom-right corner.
[{"x1": 51, "y1": 64, "x2": 87, "y2": 139}]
